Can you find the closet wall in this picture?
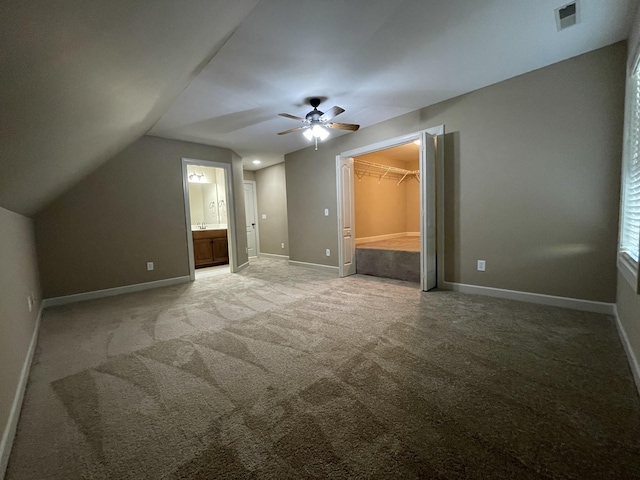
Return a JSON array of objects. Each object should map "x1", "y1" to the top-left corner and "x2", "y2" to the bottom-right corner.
[{"x1": 354, "y1": 153, "x2": 419, "y2": 241}]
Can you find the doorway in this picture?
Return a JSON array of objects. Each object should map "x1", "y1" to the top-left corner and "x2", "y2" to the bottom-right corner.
[
  {"x1": 352, "y1": 142, "x2": 421, "y2": 283},
  {"x1": 244, "y1": 180, "x2": 259, "y2": 257},
  {"x1": 336, "y1": 126, "x2": 444, "y2": 291},
  {"x1": 181, "y1": 158, "x2": 240, "y2": 281}
]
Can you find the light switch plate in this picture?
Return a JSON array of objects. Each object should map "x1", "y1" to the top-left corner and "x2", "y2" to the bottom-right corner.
[
  {"x1": 262, "y1": 213, "x2": 266, "y2": 220},
  {"x1": 324, "y1": 208, "x2": 329, "y2": 216},
  {"x1": 477, "y1": 260, "x2": 486, "y2": 272},
  {"x1": 147, "y1": 262, "x2": 154, "y2": 271}
]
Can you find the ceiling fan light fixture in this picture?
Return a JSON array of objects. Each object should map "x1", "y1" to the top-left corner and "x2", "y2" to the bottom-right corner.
[
  {"x1": 303, "y1": 128, "x2": 314, "y2": 141},
  {"x1": 279, "y1": 98, "x2": 357, "y2": 148},
  {"x1": 308, "y1": 124, "x2": 329, "y2": 140}
]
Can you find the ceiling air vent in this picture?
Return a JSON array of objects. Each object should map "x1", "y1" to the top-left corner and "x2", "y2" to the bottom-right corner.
[{"x1": 555, "y1": 1, "x2": 579, "y2": 31}]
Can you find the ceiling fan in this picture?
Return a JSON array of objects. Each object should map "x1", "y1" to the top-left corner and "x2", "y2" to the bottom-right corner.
[{"x1": 277, "y1": 98, "x2": 360, "y2": 149}]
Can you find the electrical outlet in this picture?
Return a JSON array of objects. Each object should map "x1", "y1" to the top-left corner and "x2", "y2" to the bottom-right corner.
[
  {"x1": 326, "y1": 248, "x2": 330, "y2": 256},
  {"x1": 147, "y1": 262, "x2": 154, "y2": 271},
  {"x1": 262, "y1": 213, "x2": 267, "y2": 220},
  {"x1": 324, "y1": 208, "x2": 329, "y2": 216},
  {"x1": 477, "y1": 260, "x2": 486, "y2": 272},
  {"x1": 281, "y1": 242, "x2": 285, "y2": 249}
]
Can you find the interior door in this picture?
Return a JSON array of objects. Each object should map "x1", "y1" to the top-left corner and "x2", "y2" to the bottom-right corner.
[
  {"x1": 337, "y1": 156, "x2": 356, "y2": 276},
  {"x1": 243, "y1": 182, "x2": 258, "y2": 257},
  {"x1": 421, "y1": 133, "x2": 437, "y2": 291}
]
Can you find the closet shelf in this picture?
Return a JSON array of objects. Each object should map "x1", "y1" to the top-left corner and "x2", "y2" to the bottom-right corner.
[{"x1": 354, "y1": 158, "x2": 420, "y2": 185}]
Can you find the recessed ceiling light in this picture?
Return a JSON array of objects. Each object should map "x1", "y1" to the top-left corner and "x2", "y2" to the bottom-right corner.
[{"x1": 252, "y1": 160, "x2": 261, "y2": 165}]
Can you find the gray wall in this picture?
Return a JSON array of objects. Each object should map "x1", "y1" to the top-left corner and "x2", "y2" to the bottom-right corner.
[
  {"x1": 286, "y1": 42, "x2": 626, "y2": 302},
  {"x1": 616, "y1": 7, "x2": 640, "y2": 382},
  {"x1": 286, "y1": 147, "x2": 339, "y2": 266},
  {"x1": 255, "y1": 163, "x2": 289, "y2": 256},
  {"x1": 0, "y1": 207, "x2": 41, "y2": 473},
  {"x1": 35, "y1": 136, "x2": 247, "y2": 298}
]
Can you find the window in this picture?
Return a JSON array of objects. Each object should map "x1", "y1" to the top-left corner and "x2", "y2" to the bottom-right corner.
[{"x1": 619, "y1": 59, "x2": 640, "y2": 289}]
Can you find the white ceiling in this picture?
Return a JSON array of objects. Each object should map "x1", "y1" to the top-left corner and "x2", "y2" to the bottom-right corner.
[
  {"x1": 149, "y1": 0, "x2": 638, "y2": 170},
  {"x1": 1, "y1": 0, "x2": 637, "y2": 215}
]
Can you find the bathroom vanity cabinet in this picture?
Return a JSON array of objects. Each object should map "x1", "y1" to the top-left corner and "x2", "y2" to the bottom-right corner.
[{"x1": 192, "y1": 229, "x2": 229, "y2": 268}]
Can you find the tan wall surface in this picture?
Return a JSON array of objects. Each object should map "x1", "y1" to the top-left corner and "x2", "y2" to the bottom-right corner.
[
  {"x1": 255, "y1": 163, "x2": 289, "y2": 256},
  {"x1": 616, "y1": 6, "x2": 640, "y2": 381},
  {"x1": 285, "y1": 147, "x2": 339, "y2": 266},
  {"x1": 405, "y1": 159, "x2": 420, "y2": 233},
  {"x1": 243, "y1": 170, "x2": 256, "y2": 182},
  {"x1": 0, "y1": 207, "x2": 41, "y2": 460},
  {"x1": 35, "y1": 136, "x2": 246, "y2": 298},
  {"x1": 354, "y1": 154, "x2": 408, "y2": 238},
  {"x1": 286, "y1": 42, "x2": 626, "y2": 301}
]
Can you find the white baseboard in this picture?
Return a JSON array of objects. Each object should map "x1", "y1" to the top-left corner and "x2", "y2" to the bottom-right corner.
[
  {"x1": 258, "y1": 253, "x2": 289, "y2": 260},
  {"x1": 42, "y1": 276, "x2": 191, "y2": 308},
  {"x1": 355, "y1": 232, "x2": 407, "y2": 245},
  {"x1": 613, "y1": 306, "x2": 640, "y2": 398},
  {"x1": 289, "y1": 260, "x2": 339, "y2": 274},
  {"x1": 441, "y1": 281, "x2": 615, "y2": 315},
  {"x1": 0, "y1": 306, "x2": 42, "y2": 479}
]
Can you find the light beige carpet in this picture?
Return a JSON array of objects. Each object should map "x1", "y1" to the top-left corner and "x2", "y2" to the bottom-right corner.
[
  {"x1": 357, "y1": 237, "x2": 420, "y2": 252},
  {"x1": 6, "y1": 257, "x2": 640, "y2": 479}
]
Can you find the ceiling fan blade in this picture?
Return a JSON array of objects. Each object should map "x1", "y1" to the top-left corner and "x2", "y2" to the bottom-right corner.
[
  {"x1": 277, "y1": 126, "x2": 307, "y2": 135},
  {"x1": 327, "y1": 122, "x2": 360, "y2": 131},
  {"x1": 319, "y1": 106, "x2": 345, "y2": 122},
  {"x1": 279, "y1": 113, "x2": 305, "y2": 121}
]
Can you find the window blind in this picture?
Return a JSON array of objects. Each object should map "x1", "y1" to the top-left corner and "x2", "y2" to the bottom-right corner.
[{"x1": 620, "y1": 67, "x2": 640, "y2": 263}]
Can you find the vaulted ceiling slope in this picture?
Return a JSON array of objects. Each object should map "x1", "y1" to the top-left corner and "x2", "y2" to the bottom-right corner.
[
  {"x1": 0, "y1": 0, "x2": 259, "y2": 216},
  {"x1": 1, "y1": 0, "x2": 637, "y2": 216}
]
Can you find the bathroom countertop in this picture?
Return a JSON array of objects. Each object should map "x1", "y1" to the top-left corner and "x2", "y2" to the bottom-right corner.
[{"x1": 191, "y1": 224, "x2": 228, "y2": 231}]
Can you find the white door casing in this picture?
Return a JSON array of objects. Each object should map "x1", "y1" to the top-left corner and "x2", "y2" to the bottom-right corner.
[
  {"x1": 421, "y1": 132, "x2": 437, "y2": 291},
  {"x1": 243, "y1": 181, "x2": 259, "y2": 257},
  {"x1": 337, "y1": 156, "x2": 356, "y2": 277},
  {"x1": 336, "y1": 125, "x2": 444, "y2": 289},
  {"x1": 182, "y1": 158, "x2": 239, "y2": 280}
]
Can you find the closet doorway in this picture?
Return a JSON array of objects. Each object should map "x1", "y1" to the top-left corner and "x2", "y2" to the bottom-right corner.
[
  {"x1": 336, "y1": 126, "x2": 444, "y2": 292},
  {"x1": 353, "y1": 142, "x2": 421, "y2": 283}
]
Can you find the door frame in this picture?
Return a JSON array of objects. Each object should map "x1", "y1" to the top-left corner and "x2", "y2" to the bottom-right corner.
[
  {"x1": 243, "y1": 180, "x2": 260, "y2": 257},
  {"x1": 182, "y1": 158, "x2": 239, "y2": 280},
  {"x1": 335, "y1": 125, "x2": 445, "y2": 289}
]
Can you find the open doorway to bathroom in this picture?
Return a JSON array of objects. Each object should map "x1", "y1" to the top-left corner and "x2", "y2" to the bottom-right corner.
[{"x1": 184, "y1": 162, "x2": 232, "y2": 280}]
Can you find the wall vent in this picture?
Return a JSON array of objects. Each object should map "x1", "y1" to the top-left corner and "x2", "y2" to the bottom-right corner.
[{"x1": 555, "y1": 1, "x2": 579, "y2": 31}]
